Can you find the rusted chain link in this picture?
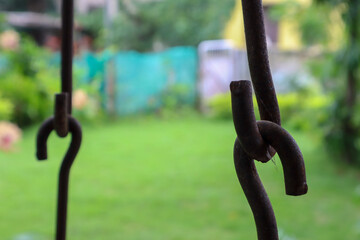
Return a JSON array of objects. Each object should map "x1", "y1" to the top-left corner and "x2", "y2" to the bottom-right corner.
[
  {"x1": 36, "y1": 117, "x2": 82, "y2": 240},
  {"x1": 35, "y1": 1, "x2": 81, "y2": 240},
  {"x1": 231, "y1": 1, "x2": 308, "y2": 239}
]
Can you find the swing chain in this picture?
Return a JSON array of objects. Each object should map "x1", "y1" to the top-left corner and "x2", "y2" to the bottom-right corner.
[
  {"x1": 54, "y1": 0, "x2": 75, "y2": 138},
  {"x1": 231, "y1": 1, "x2": 308, "y2": 239},
  {"x1": 36, "y1": 1, "x2": 81, "y2": 240}
]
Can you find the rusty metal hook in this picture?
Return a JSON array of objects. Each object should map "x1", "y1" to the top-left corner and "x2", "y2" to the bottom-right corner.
[
  {"x1": 231, "y1": 81, "x2": 307, "y2": 193},
  {"x1": 36, "y1": 116, "x2": 82, "y2": 240},
  {"x1": 231, "y1": 80, "x2": 307, "y2": 239},
  {"x1": 233, "y1": 121, "x2": 307, "y2": 240},
  {"x1": 233, "y1": 124, "x2": 307, "y2": 240},
  {"x1": 230, "y1": 1, "x2": 308, "y2": 238}
]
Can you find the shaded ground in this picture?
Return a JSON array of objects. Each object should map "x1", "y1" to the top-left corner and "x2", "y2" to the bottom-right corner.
[{"x1": 1, "y1": 117, "x2": 359, "y2": 240}]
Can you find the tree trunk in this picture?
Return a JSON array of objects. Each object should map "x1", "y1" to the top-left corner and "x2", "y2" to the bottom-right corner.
[
  {"x1": 343, "y1": 70, "x2": 357, "y2": 164},
  {"x1": 342, "y1": 0, "x2": 359, "y2": 164}
]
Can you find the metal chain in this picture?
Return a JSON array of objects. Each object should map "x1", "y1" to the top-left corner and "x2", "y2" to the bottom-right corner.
[
  {"x1": 33, "y1": 1, "x2": 307, "y2": 239},
  {"x1": 35, "y1": 1, "x2": 81, "y2": 240},
  {"x1": 231, "y1": 1, "x2": 308, "y2": 239}
]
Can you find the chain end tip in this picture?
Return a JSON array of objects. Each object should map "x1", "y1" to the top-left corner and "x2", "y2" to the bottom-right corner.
[
  {"x1": 230, "y1": 80, "x2": 252, "y2": 94},
  {"x1": 286, "y1": 182, "x2": 308, "y2": 196},
  {"x1": 36, "y1": 151, "x2": 48, "y2": 161}
]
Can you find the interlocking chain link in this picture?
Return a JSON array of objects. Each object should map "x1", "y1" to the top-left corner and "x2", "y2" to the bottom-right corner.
[{"x1": 231, "y1": 1, "x2": 308, "y2": 239}]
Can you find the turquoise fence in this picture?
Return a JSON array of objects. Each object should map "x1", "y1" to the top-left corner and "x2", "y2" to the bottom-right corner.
[
  {"x1": 74, "y1": 46, "x2": 198, "y2": 115},
  {"x1": 113, "y1": 47, "x2": 197, "y2": 114}
]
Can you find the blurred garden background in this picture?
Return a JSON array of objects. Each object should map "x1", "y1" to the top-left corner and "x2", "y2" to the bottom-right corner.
[{"x1": 0, "y1": 0, "x2": 360, "y2": 239}]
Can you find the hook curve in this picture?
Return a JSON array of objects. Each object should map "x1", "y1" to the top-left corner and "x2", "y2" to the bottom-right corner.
[
  {"x1": 233, "y1": 122, "x2": 307, "y2": 240},
  {"x1": 257, "y1": 120, "x2": 307, "y2": 195},
  {"x1": 36, "y1": 116, "x2": 82, "y2": 240}
]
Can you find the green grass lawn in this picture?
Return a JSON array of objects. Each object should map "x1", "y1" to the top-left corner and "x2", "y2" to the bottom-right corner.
[{"x1": 1, "y1": 117, "x2": 360, "y2": 240}]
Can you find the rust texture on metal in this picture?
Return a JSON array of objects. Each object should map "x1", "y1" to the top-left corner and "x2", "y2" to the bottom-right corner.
[
  {"x1": 230, "y1": 81, "x2": 272, "y2": 162},
  {"x1": 231, "y1": 0, "x2": 308, "y2": 239},
  {"x1": 241, "y1": 0, "x2": 280, "y2": 125},
  {"x1": 35, "y1": 0, "x2": 80, "y2": 240}
]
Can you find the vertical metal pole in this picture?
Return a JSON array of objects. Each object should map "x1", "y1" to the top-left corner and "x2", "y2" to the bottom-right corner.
[{"x1": 61, "y1": 0, "x2": 74, "y2": 114}]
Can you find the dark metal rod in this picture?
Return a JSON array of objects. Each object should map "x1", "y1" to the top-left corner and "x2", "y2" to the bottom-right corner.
[
  {"x1": 56, "y1": 118, "x2": 82, "y2": 240},
  {"x1": 231, "y1": 81, "x2": 307, "y2": 239},
  {"x1": 61, "y1": 0, "x2": 75, "y2": 114},
  {"x1": 234, "y1": 139, "x2": 278, "y2": 240},
  {"x1": 241, "y1": 0, "x2": 280, "y2": 125},
  {"x1": 55, "y1": 93, "x2": 69, "y2": 137},
  {"x1": 257, "y1": 120, "x2": 308, "y2": 196},
  {"x1": 230, "y1": 82, "x2": 307, "y2": 195},
  {"x1": 36, "y1": 117, "x2": 82, "y2": 240},
  {"x1": 230, "y1": 80, "x2": 272, "y2": 162},
  {"x1": 233, "y1": 121, "x2": 307, "y2": 239}
]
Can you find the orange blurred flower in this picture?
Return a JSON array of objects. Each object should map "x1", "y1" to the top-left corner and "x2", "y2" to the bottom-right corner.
[
  {"x1": 0, "y1": 30, "x2": 20, "y2": 50},
  {"x1": 72, "y1": 89, "x2": 89, "y2": 110},
  {"x1": 0, "y1": 121, "x2": 22, "y2": 152}
]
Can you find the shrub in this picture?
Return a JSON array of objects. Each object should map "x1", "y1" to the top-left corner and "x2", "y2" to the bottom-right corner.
[
  {"x1": 0, "y1": 92, "x2": 13, "y2": 121},
  {"x1": 0, "y1": 71, "x2": 58, "y2": 127},
  {"x1": 207, "y1": 93, "x2": 232, "y2": 120},
  {"x1": 0, "y1": 36, "x2": 59, "y2": 127},
  {"x1": 207, "y1": 86, "x2": 331, "y2": 131},
  {"x1": 156, "y1": 83, "x2": 197, "y2": 118}
]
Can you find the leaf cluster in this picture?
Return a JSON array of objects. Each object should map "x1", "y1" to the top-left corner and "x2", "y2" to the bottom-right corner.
[{"x1": 108, "y1": 0, "x2": 235, "y2": 51}]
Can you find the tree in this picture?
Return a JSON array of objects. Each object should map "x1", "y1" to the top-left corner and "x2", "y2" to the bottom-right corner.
[
  {"x1": 274, "y1": 0, "x2": 360, "y2": 165},
  {"x1": 106, "y1": 0, "x2": 235, "y2": 51},
  {"x1": 323, "y1": 0, "x2": 360, "y2": 165}
]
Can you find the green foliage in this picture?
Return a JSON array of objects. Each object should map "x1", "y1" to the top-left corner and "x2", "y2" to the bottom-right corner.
[
  {"x1": 312, "y1": 0, "x2": 360, "y2": 164},
  {"x1": 207, "y1": 93, "x2": 232, "y2": 120},
  {"x1": 0, "y1": 14, "x2": 8, "y2": 32},
  {"x1": 0, "y1": 33, "x2": 107, "y2": 127},
  {"x1": 276, "y1": 90, "x2": 331, "y2": 131},
  {"x1": 0, "y1": 92, "x2": 13, "y2": 120},
  {"x1": 157, "y1": 84, "x2": 197, "y2": 118},
  {"x1": 108, "y1": 0, "x2": 235, "y2": 51},
  {"x1": 208, "y1": 87, "x2": 331, "y2": 131},
  {"x1": 274, "y1": 0, "x2": 360, "y2": 165},
  {"x1": 0, "y1": 37, "x2": 58, "y2": 126},
  {"x1": 270, "y1": 0, "x2": 331, "y2": 46},
  {"x1": 77, "y1": 8, "x2": 106, "y2": 49},
  {"x1": 0, "y1": 72, "x2": 57, "y2": 126},
  {"x1": 160, "y1": 84, "x2": 192, "y2": 109}
]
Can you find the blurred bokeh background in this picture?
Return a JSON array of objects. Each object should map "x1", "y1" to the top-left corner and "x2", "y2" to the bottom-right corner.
[{"x1": 0, "y1": 0, "x2": 359, "y2": 239}]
